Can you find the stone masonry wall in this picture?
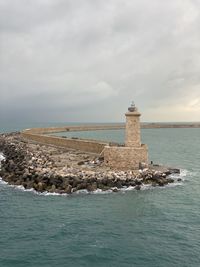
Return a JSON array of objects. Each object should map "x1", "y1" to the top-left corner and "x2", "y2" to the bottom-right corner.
[
  {"x1": 24, "y1": 125, "x2": 125, "y2": 134},
  {"x1": 21, "y1": 132, "x2": 107, "y2": 154},
  {"x1": 103, "y1": 145, "x2": 148, "y2": 170}
]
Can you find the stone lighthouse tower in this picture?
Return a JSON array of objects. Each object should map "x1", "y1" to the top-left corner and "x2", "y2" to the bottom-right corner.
[
  {"x1": 104, "y1": 102, "x2": 148, "y2": 170},
  {"x1": 125, "y1": 102, "x2": 141, "y2": 147}
]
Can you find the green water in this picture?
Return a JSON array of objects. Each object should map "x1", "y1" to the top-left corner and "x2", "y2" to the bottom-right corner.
[{"x1": 0, "y1": 127, "x2": 200, "y2": 267}]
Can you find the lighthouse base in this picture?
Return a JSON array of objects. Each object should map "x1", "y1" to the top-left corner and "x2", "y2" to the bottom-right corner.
[{"x1": 104, "y1": 144, "x2": 148, "y2": 170}]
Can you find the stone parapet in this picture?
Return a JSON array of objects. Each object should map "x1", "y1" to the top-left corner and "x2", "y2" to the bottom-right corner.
[
  {"x1": 21, "y1": 132, "x2": 107, "y2": 154},
  {"x1": 23, "y1": 124, "x2": 125, "y2": 134},
  {"x1": 103, "y1": 144, "x2": 148, "y2": 170}
]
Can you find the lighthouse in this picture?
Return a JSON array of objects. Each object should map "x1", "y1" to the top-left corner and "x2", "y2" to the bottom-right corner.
[
  {"x1": 125, "y1": 102, "x2": 141, "y2": 147},
  {"x1": 104, "y1": 102, "x2": 148, "y2": 170}
]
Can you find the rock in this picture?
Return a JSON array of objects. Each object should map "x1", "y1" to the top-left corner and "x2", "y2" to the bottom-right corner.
[
  {"x1": 72, "y1": 187, "x2": 77, "y2": 193},
  {"x1": 76, "y1": 182, "x2": 87, "y2": 190},
  {"x1": 72, "y1": 177, "x2": 81, "y2": 187},
  {"x1": 135, "y1": 185, "x2": 141, "y2": 190},
  {"x1": 51, "y1": 184, "x2": 56, "y2": 192},
  {"x1": 129, "y1": 181, "x2": 136, "y2": 187},
  {"x1": 112, "y1": 188, "x2": 119, "y2": 192},
  {"x1": 97, "y1": 182, "x2": 109, "y2": 191},
  {"x1": 33, "y1": 183, "x2": 38, "y2": 190},
  {"x1": 169, "y1": 168, "x2": 180, "y2": 174},
  {"x1": 135, "y1": 180, "x2": 142, "y2": 185},
  {"x1": 65, "y1": 185, "x2": 72, "y2": 194},
  {"x1": 87, "y1": 182, "x2": 97, "y2": 192},
  {"x1": 22, "y1": 182, "x2": 28, "y2": 188},
  {"x1": 102, "y1": 177, "x2": 108, "y2": 186},
  {"x1": 157, "y1": 178, "x2": 168, "y2": 186},
  {"x1": 101, "y1": 185, "x2": 110, "y2": 191},
  {"x1": 166, "y1": 178, "x2": 174, "y2": 183},
  {"x1": 37, "y1": 182, "x2": 44, "y2": 191},
  {"x1": 26, "y1": 181, "x2": 34, "y2": 189},
  {"x1": 77, "y1": 161, "x2": 85, "y2": 165},
  {"x1": 107, "y1": 180, "x2": 115, "y2": 187},
  {"x1": 14, "y1": 180, "x2": 21, "y2": 186},
  {"x1": 115, "y1": 181, "x2": 122, "y2": 188},
  {"x1": 164, "y1": 170, "x2": 171, "y2": 176}
]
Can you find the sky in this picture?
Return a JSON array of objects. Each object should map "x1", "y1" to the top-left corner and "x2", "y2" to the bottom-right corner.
[{"x1": 0, "y1": 0, "x2": 200, "y2": 123}]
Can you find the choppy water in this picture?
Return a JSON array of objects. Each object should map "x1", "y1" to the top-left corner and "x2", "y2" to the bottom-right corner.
[{"x1": 0, "y1": 127, "x2": 200, "y2": 267}]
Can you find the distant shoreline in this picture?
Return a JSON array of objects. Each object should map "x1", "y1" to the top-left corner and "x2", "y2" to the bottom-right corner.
[{"x1": 141, "y1": 122, "x2": 200, "y2": 128}]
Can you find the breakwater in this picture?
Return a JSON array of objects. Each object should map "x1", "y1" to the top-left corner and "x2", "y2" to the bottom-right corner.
[
  {"x1": 22, "y1": 122, "x2": 200, "y2": 135},
  {"x1": 22, "y1": 126, "x2": 114, "y2": 154},
  {"x1": 0, "y1": 133, "x2": 181, "y2": 194},
  {"x1": 21, "y1": 122, "x2": 200, "y2": 154}
]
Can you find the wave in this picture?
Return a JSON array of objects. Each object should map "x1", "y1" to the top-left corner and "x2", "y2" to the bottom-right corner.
[
  {"x1": 169, "y1": 168, "x2": 194, "y2": 183},
  {"x1": 170, "y1": 169, "x2": 188, "y2": 180}
]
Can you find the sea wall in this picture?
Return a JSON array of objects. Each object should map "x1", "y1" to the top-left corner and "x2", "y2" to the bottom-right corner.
[
  {"x1": 23, "y1": 124, "x2": 125, "y2": 134},
  {"x1": 23, "y1": 122, "x2": 200, "y2": 135},
  {"x1": 21, "y1": 132, "x2": 108, "y2": 154}
]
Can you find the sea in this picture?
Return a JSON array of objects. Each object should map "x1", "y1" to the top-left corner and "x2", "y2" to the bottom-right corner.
[{"x1": 0, "y1": 123, "x2": 200, "y2": 267}]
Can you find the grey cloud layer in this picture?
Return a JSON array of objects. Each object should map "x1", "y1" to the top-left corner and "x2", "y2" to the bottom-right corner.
[{"x1": 0, "y1": 0, "x2": 200, "y2": 122}]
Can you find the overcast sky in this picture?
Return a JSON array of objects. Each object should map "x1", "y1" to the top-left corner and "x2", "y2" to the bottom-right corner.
[{"x1": 0, "y1": 0, "x2": 200, "y2": 123}]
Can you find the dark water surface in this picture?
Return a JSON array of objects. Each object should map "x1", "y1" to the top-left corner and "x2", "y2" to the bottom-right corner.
[{"x1": 0, "y1": 127, "x2": 200, "y2": 267}]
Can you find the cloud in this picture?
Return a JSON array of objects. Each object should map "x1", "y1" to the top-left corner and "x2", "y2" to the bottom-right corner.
[{"x1": 0, "y1": 0, "x2": 200, "y2": 123}]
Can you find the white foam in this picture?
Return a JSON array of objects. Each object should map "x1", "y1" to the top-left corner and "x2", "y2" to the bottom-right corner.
[
  {"x1": 90, "y1": 188, "x2": 112, "y2": 194},
  {"x1": 40, "y1": 191, "x2": 67, "y2": 196},
  {"x1": 180, "y1": 169, "x2": 188, "y2": 177},
  {"x1": 0, "y1": 153, "x2": 5, "y2": 173},
  {"x1": 166, "y1": 181, "x2": 183, "y2": 187},
  {"x1": 140, "y1": 184, "x2": 154, "y2": 190},
  {"x1": 16, "y1": 185, "x2": 25, "y2": 190},
  {"x1": 0, "y1": 153, "x2": 5, "y2": 162},
  {"x1": 169, "y1": 168, "x2": 190, "y2": 182},
  {"x1": 0, "y1": 180, "x2": 184, "y2": 195},
  {"x1": 121, "y1": 186, "x2": 133, "y2": 191},
  {"x1": 75, "y1": 189, "x2": 112, "y2": 195},
  {"x1": 15, "y1": 185, "x2": 69, "y2": 196},
  {"x1": 0, "y1": 153, "x2": 5, "y2": 184},
  {"x1": 0, "y1": 177, "x2": 8, "y2": 185}
]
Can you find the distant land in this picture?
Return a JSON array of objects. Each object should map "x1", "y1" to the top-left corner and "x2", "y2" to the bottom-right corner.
[
  {"x1": 142, "y1": 122, "x2": 200, "y2": 128},
  {"x1": 20, "y1": 122, "x2": 200, "y2": 136}
]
